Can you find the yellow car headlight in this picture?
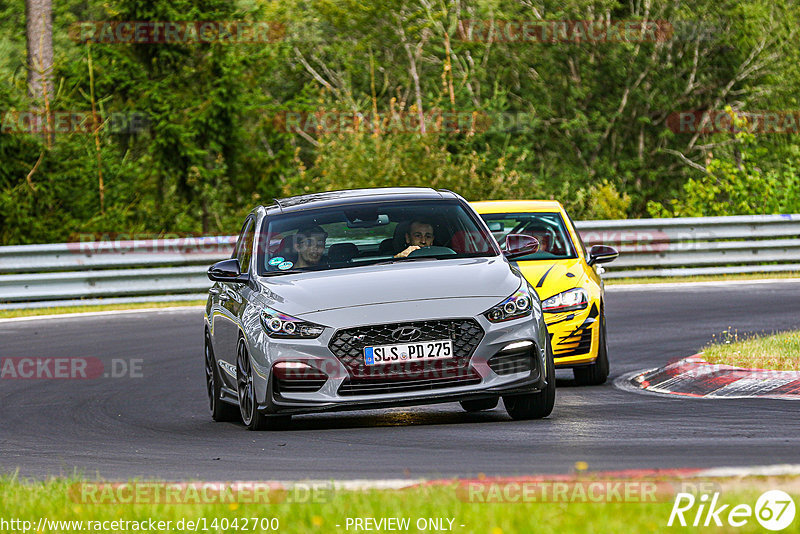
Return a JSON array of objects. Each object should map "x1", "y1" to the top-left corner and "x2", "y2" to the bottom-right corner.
[{"x1": 542, "y1": 288, "x2": 588, "y2": 313}]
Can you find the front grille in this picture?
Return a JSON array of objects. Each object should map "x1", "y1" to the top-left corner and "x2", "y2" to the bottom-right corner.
[
  {"x1": 338, "y1": 368, "x2": 481, "y2": 396},
  {"x1": 274, "y1": 377, "x2": 326, "y2": 394},
  {"x1": 553, "y1": 328, "x2": 593, "y2": 357},
  {"x1": 488, "y1": 351, "x2": 535, "y2": 375},
  {"x1": 328, "y1": 319, "x2": 485, "y2": 379}
]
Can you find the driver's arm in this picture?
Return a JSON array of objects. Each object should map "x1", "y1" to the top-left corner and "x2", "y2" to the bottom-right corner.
[{"x1": 394, "y1": 245, "x2": 420, "y2": 258}]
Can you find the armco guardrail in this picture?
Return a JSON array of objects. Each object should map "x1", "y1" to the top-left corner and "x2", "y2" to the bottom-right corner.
[
  {"x1": 0, "y1": 236, "x2": 236, "y2": 307},
  {"x1": 0, "y1": 236, "x2": 236, "y2": 273},
  {"x1": 577, "y1": 214, "x2": 800, "y2": 277},
  {"x1": 0, "y1": 214, "x2": 798, "y2": 308}
]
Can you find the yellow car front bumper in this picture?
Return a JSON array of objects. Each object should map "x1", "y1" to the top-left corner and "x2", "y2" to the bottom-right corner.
[{"x1": 545, "y1": 303, "x2": 600, "y2": 367}]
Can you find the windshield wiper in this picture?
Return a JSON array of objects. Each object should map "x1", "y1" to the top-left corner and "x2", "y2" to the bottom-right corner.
[
  {"x1": 260, "y1": 269, "x2": 307, "y2": 276},
  {"x1": 369, "y1": 256, "x2": 444, "y2": 266},
  {"x1": 261, "y1": 256, "x2": 446, "y2": 274}
]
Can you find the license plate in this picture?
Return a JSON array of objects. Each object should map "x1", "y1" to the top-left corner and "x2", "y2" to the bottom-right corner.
[{"x1": 364, "y1": 340, "x2": 453, "y2": 366}]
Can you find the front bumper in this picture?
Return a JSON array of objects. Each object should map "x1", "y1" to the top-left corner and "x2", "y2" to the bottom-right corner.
[
  {"x1": 546, "y1": 302, "x2": 600, "y2": 367},
  {"x1": 261, "y1": 371, "x2": 545, "y2": 416},
  {"x1": 245, "y1": 313, "x2": 549, "y2": 416}
]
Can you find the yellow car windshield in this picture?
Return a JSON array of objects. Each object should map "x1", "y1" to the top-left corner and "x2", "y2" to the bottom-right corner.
[{"x1": 480, "y1": 212, "x2": 577, "y2": 260}]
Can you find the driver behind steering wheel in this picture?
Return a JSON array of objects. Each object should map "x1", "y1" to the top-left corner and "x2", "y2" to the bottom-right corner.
[{"x1": 394, "y1": 220, "x2": 434, "y2": 258}]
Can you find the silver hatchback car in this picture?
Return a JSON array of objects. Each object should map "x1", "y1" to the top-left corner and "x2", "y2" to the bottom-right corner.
[{"x1": 204, "y1": 188, "x2": 554, "y2": 430}]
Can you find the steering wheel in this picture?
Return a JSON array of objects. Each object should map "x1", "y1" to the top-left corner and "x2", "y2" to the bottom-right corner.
[{"x1": 407, "y1": 246, "x2": 457, "y2": 258}]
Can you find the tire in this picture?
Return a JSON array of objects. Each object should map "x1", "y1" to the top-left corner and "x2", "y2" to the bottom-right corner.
[
  {"x1": 236, "y1": 339, "x2": 291, "y2": 431},
  {"x1": 573, "y1": 311, "x2": 610, "y2": 386},
  {"x1": 460, "y1": 397, "x2": 499, "y2": 412},
  {"x1": 503, "y1": 337, "x2": 556, "y2": 420},
  {"x1": 205, "y1": 331, "x2": 239, "y2": 422}
]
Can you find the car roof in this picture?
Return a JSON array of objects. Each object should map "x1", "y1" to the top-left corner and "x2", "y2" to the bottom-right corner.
[
  {"x1": 265, "y1": 188, "x2": 458, "y2": 215},
  {"x1": 470, "y1": 200, "x2": 564, "y2": 213}
]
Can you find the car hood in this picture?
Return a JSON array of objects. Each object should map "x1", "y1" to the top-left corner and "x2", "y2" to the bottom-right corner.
[
  {"x1": 255, "y1": 257, "x2": 521, "y2": 322},
  {"x1": 514, "y1": 258, "x2": 588, "y2": 301}
]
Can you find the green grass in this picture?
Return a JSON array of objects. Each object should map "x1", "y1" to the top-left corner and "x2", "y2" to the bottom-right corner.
[
  {"x1": 0, "y1": 300, "x2": 205, "y2": 319},
  {"x1": 703, "y1": 329, "x2": 800, "y2": 371},
  {"x1": 0, "y1": 475, "x2": 798, "y2": 533},
  {"x1": 606, "y1": 272, "x2": 800, "y2": 285}
]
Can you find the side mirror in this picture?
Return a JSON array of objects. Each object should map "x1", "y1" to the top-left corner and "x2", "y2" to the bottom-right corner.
[
  {"x1": 207, "y1": 259, "x2": 250, "y2": 283},
  {"x1": 587, "y1": 245, "x2": 619, "y2": 266},
  {"x1": 503, "y1": 234, "x2": 539, "y2": 260}
]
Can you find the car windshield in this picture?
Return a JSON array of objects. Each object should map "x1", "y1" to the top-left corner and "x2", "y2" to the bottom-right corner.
[
  {"x1": 479, "y1": 212, "x2": 577, "y2": 261},
  {"x1": 258, "y1": 199, "x2": 498, "y2": 275}
]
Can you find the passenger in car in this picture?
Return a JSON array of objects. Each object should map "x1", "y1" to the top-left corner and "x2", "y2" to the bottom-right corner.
[
  {"x1": 394, "y1": 220, "x2": 435, "y2": 258},
  {"x1": 294, "y1": 225, "x2": 328, "y2": 268}
]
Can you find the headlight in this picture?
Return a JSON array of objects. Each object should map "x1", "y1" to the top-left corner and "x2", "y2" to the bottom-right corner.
[
  {"x1": 542, "y1": 288, "x2": 588, "y2": 313},
  {"x1": 484, "y1": 285, "x2": 534, "y2": 323},
  {"x1": 260, "y1": 308, "x2": 325, "y2": 339}
]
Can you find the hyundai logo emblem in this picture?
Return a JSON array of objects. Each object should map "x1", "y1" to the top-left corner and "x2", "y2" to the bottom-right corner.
[{"x1": 391, "y1": 327, "x2": 422, "y2": 342}]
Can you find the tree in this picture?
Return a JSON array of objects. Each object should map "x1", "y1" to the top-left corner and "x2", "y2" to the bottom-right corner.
[{"x1": 25, "y1": 0, "x2": 54, "y2": 106}]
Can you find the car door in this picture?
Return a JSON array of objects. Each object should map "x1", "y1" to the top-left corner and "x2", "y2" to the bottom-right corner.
[
  {"x1": 213, "y1": 217, "x2": 255, "y2": 389},
  {"x1": 227, "y1": 217, "x2": 257, "y2": 359}
]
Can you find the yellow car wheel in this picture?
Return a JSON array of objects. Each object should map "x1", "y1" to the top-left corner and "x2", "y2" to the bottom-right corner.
[{"x1": 573, "y1": 311, "x2": 609, "y2": 385}]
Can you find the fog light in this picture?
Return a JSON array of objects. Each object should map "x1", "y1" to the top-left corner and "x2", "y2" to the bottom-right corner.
[
  {"x1": 501, "y1": 340, "x2": 534, "y2": 352},
  {"x1": 273, "y1": 361, "x2": 328, "y2": 381}
]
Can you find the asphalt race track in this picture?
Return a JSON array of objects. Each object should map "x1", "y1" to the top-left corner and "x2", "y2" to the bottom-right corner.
[{"x1": 1, "y1": 281, "x2": 799, "y2": 480}]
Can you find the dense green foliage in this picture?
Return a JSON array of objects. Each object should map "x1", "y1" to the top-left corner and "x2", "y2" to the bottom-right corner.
[{"x1": 1, "y1": 0, "x2": 799, "y2": 244}]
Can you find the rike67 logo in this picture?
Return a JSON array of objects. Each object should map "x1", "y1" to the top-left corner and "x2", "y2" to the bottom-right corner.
[{"x1": 669, "y1": 490, "x2": 796, "y2": 530}]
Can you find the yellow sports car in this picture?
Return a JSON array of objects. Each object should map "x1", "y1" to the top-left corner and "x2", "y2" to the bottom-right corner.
[{"x1": 472, "y1": 200, "x2": 618, "y2": 385}]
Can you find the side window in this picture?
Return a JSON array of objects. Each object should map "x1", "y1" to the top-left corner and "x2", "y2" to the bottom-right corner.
[
  {"x1": 235, "y1": 218, "x2": 255, "y2": 273},
  {"x1": 232, "y1": 220, "x2": 247, "y2": 260},
  {"x1": 566, "y1": 213, "x2": 587, "y2": 257}
]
